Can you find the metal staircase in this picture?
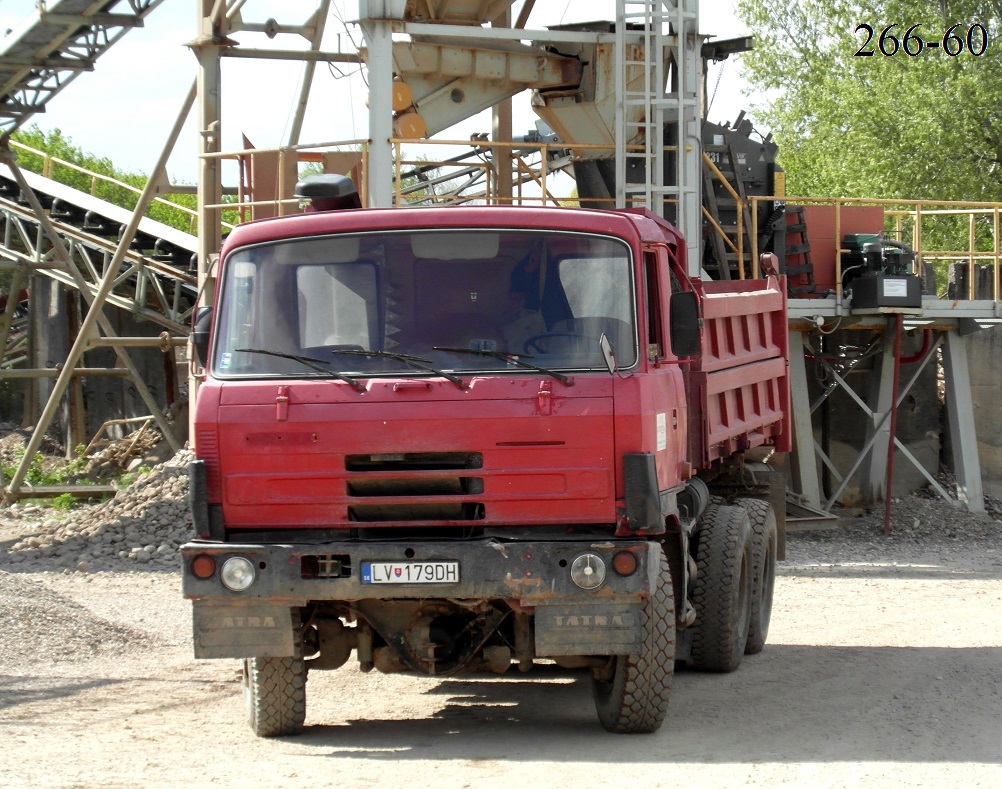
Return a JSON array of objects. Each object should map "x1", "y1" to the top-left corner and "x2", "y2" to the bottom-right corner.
[
  {"x1": 0, "y1": 0, "x2": 166, "y2": 136},
  {"x1": 702, "y1": 141, "x2": 754, "y2": 279},
  {"x1": 783, "y1": 206, "x2": 816, "y2": 295}
]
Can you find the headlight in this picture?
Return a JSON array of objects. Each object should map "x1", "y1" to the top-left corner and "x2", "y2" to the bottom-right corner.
[
  {"x1": 220, "y1": 556, "x2": 256, "y2": 591},
  {"x1": 570, "y1": 553, "x2": 607, "y2": 590}
]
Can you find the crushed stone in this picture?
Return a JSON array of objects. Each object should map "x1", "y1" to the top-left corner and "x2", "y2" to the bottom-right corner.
[{"x1": 2, "y1": 448, "x2": 193, "y2": 572}]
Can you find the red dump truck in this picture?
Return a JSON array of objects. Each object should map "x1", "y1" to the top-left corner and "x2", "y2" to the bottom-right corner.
[{"x1": 183, "y1": 176, "x2": 790, "y2": 736}]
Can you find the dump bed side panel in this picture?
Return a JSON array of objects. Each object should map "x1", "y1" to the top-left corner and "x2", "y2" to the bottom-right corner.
[{"x1": 688, "y1": 276, "x2": 790, "y2": 467}]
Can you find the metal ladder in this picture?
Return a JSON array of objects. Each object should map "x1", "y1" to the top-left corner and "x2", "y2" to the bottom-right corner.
[
  {"x1": 615, "y1": 0, "x2": 701, "y2": 275},
  {"x1": 783, "y1": 206, "x2": 816, "y2": 295}
]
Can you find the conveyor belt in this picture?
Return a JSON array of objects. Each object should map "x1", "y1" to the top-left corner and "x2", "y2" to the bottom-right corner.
[{"x1": 0, "y1": 0, "x2": 166, "y2": 135}]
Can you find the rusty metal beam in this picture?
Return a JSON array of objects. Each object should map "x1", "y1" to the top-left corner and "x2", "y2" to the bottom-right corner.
[{"x1": 0, "y1": 368, "x2": 132, "y2": 378}]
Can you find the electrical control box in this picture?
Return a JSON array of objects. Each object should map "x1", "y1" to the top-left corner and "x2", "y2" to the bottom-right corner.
[{"x1": 850, "y1": 272, "x2": 922, "y2": 308}]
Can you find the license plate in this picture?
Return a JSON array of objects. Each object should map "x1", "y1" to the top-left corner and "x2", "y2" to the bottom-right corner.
[{"x1": 361, "y1": 561, "x2": 460, "y2": 585}]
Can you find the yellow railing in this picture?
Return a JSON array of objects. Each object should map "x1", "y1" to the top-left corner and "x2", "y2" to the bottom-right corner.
[
  {"x1": 749, "y1": 195, "x2": 1002, "y2": 301},
  {"x1": 701, "y1": 151, "x2": 746, "y2": 278},
  {"x1": 200, "y1": 137, "x2": 681, "y2": 216},
  {"x1": 196, "y1": 138, "x2": 1002, "y2": 303},
  {"x1": 7, "y1": 139, "x2": 217, "y2": 235}
]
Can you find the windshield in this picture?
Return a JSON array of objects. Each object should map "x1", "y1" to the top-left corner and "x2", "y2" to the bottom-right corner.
[{"x1": 212, "y1": 228, "x2": 636, "y2": 378}]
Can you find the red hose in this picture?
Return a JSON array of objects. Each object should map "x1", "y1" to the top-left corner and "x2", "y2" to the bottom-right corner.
[{"x1": 899, "y1": 329, "x2": 932, "y2": 365}]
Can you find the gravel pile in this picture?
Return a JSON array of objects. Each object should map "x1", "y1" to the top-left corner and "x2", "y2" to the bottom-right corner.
[
  {"x1": 2, "y1": 448, "x2": 194, "y2": 573},
  {"x1": 784, "y1": 488, "x2": 1002, "y2": 571}
]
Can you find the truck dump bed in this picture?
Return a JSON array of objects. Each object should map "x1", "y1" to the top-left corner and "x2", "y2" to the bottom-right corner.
[{"x1": 688, "y1": 276, "x2": 790, "y2": 467}]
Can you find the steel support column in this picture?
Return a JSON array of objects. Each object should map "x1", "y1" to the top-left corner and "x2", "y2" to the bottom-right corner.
[
  {"x1": 675, "y1": 0, "x2": 702, "y2": 277},
  {"x1": 943, "y1": 330, "x2": 985, "y2": 512},
  {"x1": 285, "y1": 1, "x2": 332, "y2": 147},
  {"x1": 0, "y1": 265, "x2": 25, "y2": 365},
  {"x1": 492, "y1": 7, "x2": 513, "y2": 204},
  {"x1": 195, "y1": 0, "x2": 226, "y2": 305},
  {"x1": 861, "y1": 324, "x2": 897, "y2": 500},
  {"x1": 787, "y1": 329, "x2": 822, "y2": 507},
  {"x1": 359, "y1": 1, "x2": 400, "y2": 208},
  {"x1": 191, "y1": 0, "x2": 228, "y2": 446}
]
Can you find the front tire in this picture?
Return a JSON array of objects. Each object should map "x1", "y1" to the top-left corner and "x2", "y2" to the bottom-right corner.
[
  {"x1": 592, "y1": 544, "x2": 675, "y2": 733},
  {"x1": 243, "y1": 656, "x2": 307, "y2": 737},
  {"x1": 689, "y1": 504, "x2": 753, "y2": 672}
]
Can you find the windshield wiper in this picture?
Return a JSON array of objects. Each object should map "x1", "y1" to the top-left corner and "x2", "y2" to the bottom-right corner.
[
  {"x1": 329, "y1": 349, "x2": 466, "y2": 389},
  {"x1": 234, "y1": 348, "x2": 366, "y2": 392},
  {"x1": 433, "y1": 346, "x2": 572, "y2": 386}
]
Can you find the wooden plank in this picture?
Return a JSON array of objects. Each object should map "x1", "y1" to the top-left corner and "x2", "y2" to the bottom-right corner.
[{"x1": 8, "y1": 484, "x2": 117, "y2": 499}]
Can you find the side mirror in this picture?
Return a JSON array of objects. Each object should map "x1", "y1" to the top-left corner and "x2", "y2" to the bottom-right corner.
[
  {"x1": 669, "y1": 291, "x2": 700, "y2": 358},
  {"x1": 192, "y1": 306, "x2": 213, "y2": 367},
  {"x1": 599, "y1": 333, "x2": 617, "y2": 375}
]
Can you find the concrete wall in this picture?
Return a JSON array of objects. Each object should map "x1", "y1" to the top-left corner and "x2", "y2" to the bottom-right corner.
[
  {"x1": 966, "y1": 323, "x2": 1002, "y2": 497},
  {"x1": 17, "y1": 282, "x2": 177, "y2": 451},
  {"x1": 951, "y1": 264, "x2": 1002, "y2": 498}
]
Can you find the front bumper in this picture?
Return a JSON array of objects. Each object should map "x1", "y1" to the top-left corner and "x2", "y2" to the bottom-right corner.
[
  {"x1": 181, "y1": 537, "x2": 655, "y2": 605},
  {"x1": 182, "y1": 538, "x2": 658, "y2": 660}
]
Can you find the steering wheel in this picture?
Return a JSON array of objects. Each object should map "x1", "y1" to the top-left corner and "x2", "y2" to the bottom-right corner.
[{"x1": 523, "y1": 331, "x2": 591, "y2": 355}]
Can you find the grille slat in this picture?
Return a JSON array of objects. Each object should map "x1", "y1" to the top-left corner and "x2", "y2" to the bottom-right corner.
[{"x1": 345, "y1": 452, "x2": 484, "y2": 523}]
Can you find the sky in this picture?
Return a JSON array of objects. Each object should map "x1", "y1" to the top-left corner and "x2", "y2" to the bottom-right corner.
[{"x1": 0, "y1": 0, "x2": 756, "y2": 185}]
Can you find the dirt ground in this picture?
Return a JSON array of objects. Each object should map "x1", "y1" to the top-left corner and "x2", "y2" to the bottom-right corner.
[{"x1": 1, "y1": 505, "x2": 1001, "y2": 788}]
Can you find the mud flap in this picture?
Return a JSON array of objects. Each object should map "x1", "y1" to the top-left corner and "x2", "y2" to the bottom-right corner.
[
  {"x1": 534, "y1": 603, "x2": 642, "y2": 656},
  {"x1": 193, "y1": 602, "x2": 296, "y2": 659}
]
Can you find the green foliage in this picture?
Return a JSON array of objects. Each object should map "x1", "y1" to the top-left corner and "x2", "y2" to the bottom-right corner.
[
  {"x1": 11, "y1": 125, "x2": 115, "y2": 188},
  {"x1": 116, "y1": 466, "x2": 150, "y2": 489},
  {"x1": 2, "y1": 448, "x2": 81, "y2": 514},
  {"x1": 51, "y1": 493, "x2": 75, "y2": 512},
  {"x1": 10, "y1": 125, "x2": 199, "y2": 232},
  {"x1": 737, "y1": 1, "x2": 1002, "y2": 203},
  {"x1": 2, "y1": 443, "x2": 88, "y2": 485},
  {"x1": 3, "y1": 447, "x2": 48, "y2": 485}
]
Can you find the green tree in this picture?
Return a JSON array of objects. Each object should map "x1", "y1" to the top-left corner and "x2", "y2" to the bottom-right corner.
[{"x1": 737, "y1": 0, "x2": 1002, "y2": 203}]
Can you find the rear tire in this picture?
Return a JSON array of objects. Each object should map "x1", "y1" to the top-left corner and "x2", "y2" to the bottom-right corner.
[
  {"x1": 592, "y1": 544, "x2": 675, "y2": 733},
  {"x1": 736, "y1": 497, "x2": 778, "y2": 655},
  {"x1": 243, "y1": 656, "x2": 307, "y2": 737},
  {"x1": 689, "y1": 504, "x2": 753, "y2": 672}
]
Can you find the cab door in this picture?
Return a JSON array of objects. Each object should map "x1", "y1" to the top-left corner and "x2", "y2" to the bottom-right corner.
[{"x1": 643, "y1": 246, "x2": 688, "y2": 490}]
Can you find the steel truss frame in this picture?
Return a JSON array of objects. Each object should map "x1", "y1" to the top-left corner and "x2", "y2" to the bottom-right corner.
[
  {"x1": 2, "y1": 0, "x2": 995, "y2": 518},
  {"x1": 0, "y1": 197, "x2": 196, "y2": 341},
  {"x1": 1, "y1": 83, "x2": 195, "y2": 504},
  {"x1": 789, "y1": 319, "x2": 985, "y2": 516}
]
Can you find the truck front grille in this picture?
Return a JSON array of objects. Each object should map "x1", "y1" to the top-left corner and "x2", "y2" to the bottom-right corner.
[{"x1": 344, "y1": 452, "x2": 485, "y2": 523}]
